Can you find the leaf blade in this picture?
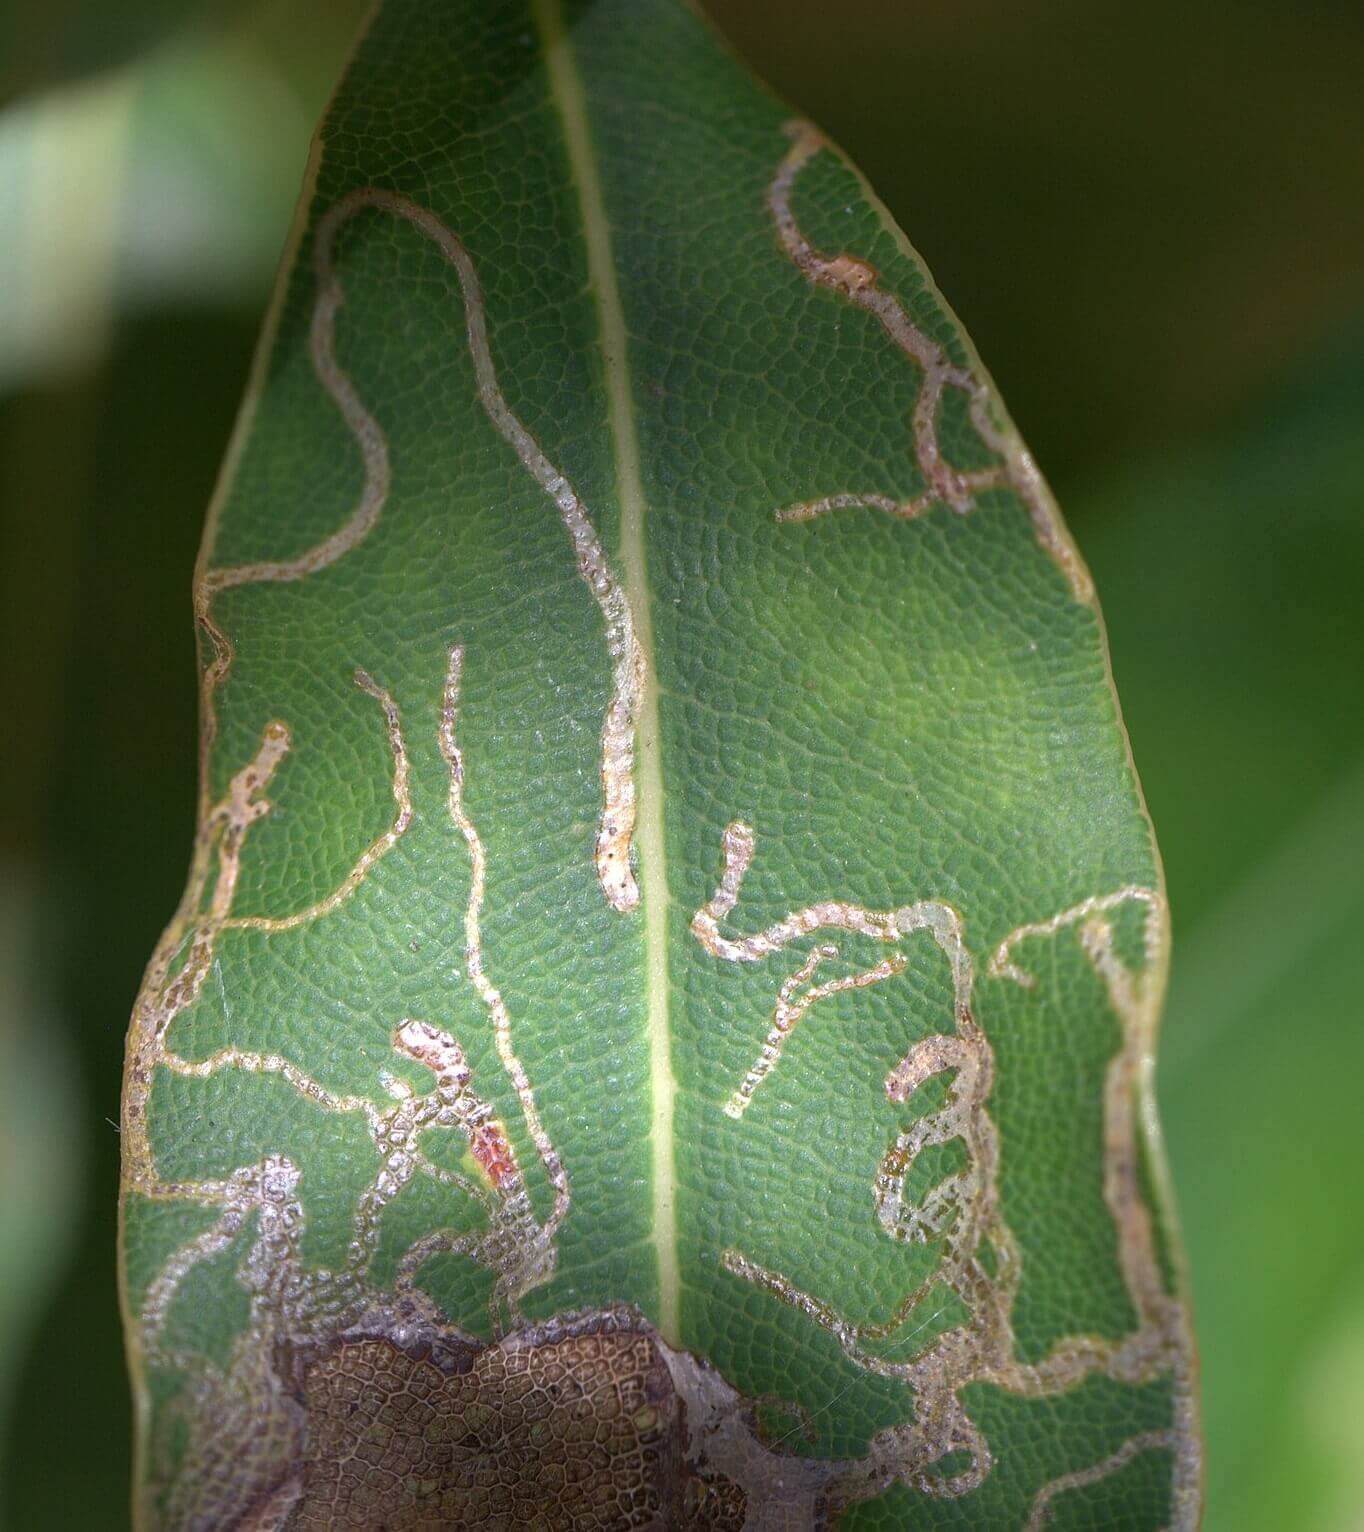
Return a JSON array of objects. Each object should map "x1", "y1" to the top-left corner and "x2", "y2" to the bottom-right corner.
[{"x1": 120, "y1": 1, "x2": 1199, "y2": 1525}]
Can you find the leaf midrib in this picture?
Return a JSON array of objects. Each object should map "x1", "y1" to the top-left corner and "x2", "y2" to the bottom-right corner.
[{"x1": 534, "y1": 0, "x2": 680, "y2": 1342}]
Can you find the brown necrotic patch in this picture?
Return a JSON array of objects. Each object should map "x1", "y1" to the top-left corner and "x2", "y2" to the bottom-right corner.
[{"x1": 227, "y1": 1312, "x2": 752, "y2": 1531}]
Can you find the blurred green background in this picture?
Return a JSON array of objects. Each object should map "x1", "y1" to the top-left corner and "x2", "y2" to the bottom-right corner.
[{"x1": 1, "y1": 1, "x2": 1361, "y2": 1526}]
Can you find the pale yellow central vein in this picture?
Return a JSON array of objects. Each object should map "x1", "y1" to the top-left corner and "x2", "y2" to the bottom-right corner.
[{"x1": 533, "y1": 0, "x2": 679, "y2": 1342}]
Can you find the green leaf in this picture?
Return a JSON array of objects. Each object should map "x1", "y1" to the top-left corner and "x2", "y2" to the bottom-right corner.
[{"x1": 119, "y1": 0, "x2": 1199, "y2": 1524}]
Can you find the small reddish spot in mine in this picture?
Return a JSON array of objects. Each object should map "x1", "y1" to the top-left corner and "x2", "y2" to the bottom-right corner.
[{"x1": 470, "y1": 1121, "x2": 518, "y2": 1187}]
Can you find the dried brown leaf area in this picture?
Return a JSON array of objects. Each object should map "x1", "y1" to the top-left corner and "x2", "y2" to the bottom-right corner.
[{"x1": 163, "y1": 1308, "x2": 770, "y2": 1530}]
